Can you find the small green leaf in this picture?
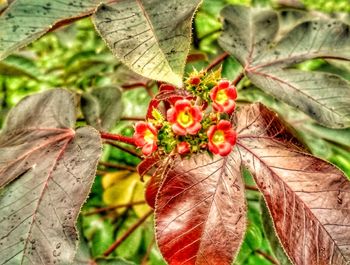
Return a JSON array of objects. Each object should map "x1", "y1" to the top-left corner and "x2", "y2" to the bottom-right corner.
[
  {"x1": 81, "y1": 86, "x2": 123, "y2": 131},
  {"x1": 93, "y1": 0, "x2": 202, "y2": 87},
  {"x1": 0, "y1": 54, "x2": 40, "y2": 79}
]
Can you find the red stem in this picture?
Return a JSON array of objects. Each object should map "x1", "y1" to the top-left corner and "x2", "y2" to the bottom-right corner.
[
  {"x1": 232, "y1": 71, "x2": 245, "y2": 86},
  {"x1": 103, "y1": 210, "x2": 153, "y2": 257},
  {"x1": 103, "y1": 140, "x2": 142, "y2": 159},
  {"x1": 100, "y1": 132, "x2": 135, "y2": 146},
  {"x1": 122, "y1": 82, "x2": 147, "y2": 90},
  {"x1": 98, "y1": 161, "x2": 138, "y2": 172},
  {"x1": 205, "y1": 52, "x2": 229, "y2": 72},
  {"x1": 255, "y1": 250, "x2": 280, "y2": 265},
  {"x1": 83, "y1": 201, "x2": 146, "y2": 216}
]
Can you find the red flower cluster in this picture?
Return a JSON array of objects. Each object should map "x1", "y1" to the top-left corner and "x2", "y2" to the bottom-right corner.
[{"x1": 133, "y1": 73, "x2": 238, "y2": 157}]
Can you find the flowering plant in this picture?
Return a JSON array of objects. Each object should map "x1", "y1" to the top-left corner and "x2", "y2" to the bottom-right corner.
[{"x1": 133, "y1": 69, "x2": 238, "y2": 157}]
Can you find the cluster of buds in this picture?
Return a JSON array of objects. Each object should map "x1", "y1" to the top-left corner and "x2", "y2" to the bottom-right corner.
[{"x1": 133, "y1": 70, "x2": 238, "y2": 157}]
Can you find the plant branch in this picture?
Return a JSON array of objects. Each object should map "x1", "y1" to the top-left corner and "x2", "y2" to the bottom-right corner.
[
  {"x1": 255, "y1": 250, "x2": 280, "y2": 265},
  {"x1": 104, "y1": 140, "x2": 142, "y2": 159},
  {"x1": 103, "y1": 210, "x2": 153, "y2": 257},
  {"x1": 98, "y1": 161, "x2": 138, "y2": 172},
  {"x1": 141, "y1": 238, "x2": 155, "y2": 265},
  {"x1": 232, "y1": 71, "x2": 245, "y2": 86},
  {"x1": 245, "y1": 185, "x2": 259, "y2": 191},
  {"x1": 205, "y1": 52, "x2": 229, "y2": 72},
  {"x1": 122, "y1": 82, "x2": 147, "y2": 90},
  {"x1": 199, "y1": 29, "x2": 221, "y2": 41},
  {"x1": 100, "y1": 132, "x2": 135, "y2": 146},
  {"x1": 83, "y1": 201, "x2": 146, "y2": 216},
  {"x1": 120, "y1": 116, "x2": 145, "y2": 121}
]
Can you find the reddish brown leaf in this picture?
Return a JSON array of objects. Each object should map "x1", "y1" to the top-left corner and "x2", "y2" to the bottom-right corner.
[
  {"x1": 0, "y1": 89, "x2": 102, "y2": 264},
  {"x1": 236, "y1": 103, "x2": 350, "y2": 265},
  {"x1": 155, "y1": 153, "x2": 246, "y2": 265}
]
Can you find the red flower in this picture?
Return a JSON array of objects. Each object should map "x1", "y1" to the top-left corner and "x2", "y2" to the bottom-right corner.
[
  {"x1": 207, "y1": 120, "x2": 237, "y2": 156},
  {"x1": 167, "y1": 99, "x2": 203, "y2": 135},
  {"x1": 177, "y1": 142, "x2": 191, "y2": 155},
  {"x1": 133, "y1": 122, "x2": 158, "y2": 156},
  {"x1": 210, "y1": 80, "x2": 237, "y2": 114}
]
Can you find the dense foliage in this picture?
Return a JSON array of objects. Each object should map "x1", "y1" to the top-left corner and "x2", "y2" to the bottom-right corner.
[{"x1": 1, "y1": 0, "x2": 350, "y2": 265}]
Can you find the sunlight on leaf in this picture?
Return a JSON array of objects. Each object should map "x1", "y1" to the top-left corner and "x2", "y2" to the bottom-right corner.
[{"x1": 93, "y1": 0, "x2": 202, "y2": 87}]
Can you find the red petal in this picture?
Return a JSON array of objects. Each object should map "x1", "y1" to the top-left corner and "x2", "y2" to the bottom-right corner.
[
  {"x1": 223, "y1": 100, "x2": 236, "y2": 115},
  {"x1": 187, "y1": 122, "x2": 201, "y2": 135},
  {"x1": 208, "y1": 141, "x2": 219, "y2": 154},
  {"x1": 134, "y1": 134, "x2": 146, "y2": 147},
  {"x1": 175, "y1": 99, "x2": 191, "y2": 112},
  {"x1": 227, "y1": 86, "x2": 237, "y2": 100},
  {"x1": 191, "y1": 106, "x2": 203, "y2": 122},
  {"x1": 167, "y1": 108, "x2": 176, "y2": 122},
  {"x1": 207, "y1": 125, "x2": 217, "y2": 140},
  {"x1": 209, "y1": 86, "x2": 219, "y2": 101},
  {"x1": 177, "y1": 142, "x2": 190, "y2": 154},
  {"x1": 148, "y1": 123, "x2": 158, "y2": 135},
  {"x1": 218, "y1": 142, "x2": 232, "y2": 156},
  {"x1": 217, "y1": 120, "x2": 232, "y2": 130},
  {"x1": 172, "y1": 123, "x2": 187, "y2": 135},
  {"x1": 142, "y1": 142, "x2": 157, "y2": 156},
  {"x1": 135, "y1": 121, "x2": 148, "y2": 133},
  {"x1": 212, "y1": 102, "x2": 224, "y2": 112},
  {"x1": 218, "y1": 80, "x2": 230, "y2": 89},
  {"x1": 225, "y1": 130, "x2": 237, "y2": 145}
]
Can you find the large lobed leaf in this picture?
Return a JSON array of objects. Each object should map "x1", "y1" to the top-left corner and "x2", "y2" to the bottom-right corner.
[
  {"x1": 219, "y1": 5, "x2": 350, "y2": 128},
  {"x1": 0, "y1": 0, "x2": 105, "y2": 60},
  {"x1": 0, "y1": 89, "x2": 102, "y2": 264},
  {"x1": 154, "y1": 103, "x2": 350, "y2": 265},
  {"x1": 237, "y1": 103, "x2": 350, "y2": 265},
  {"x1": 155, "y1": 153, "x2": 246, "y2": 264},
  {"x1": 93, "y1": 0, "x2": 202, "y2": 87}
]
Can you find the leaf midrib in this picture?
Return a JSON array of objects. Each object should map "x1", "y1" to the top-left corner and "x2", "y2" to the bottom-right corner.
[{"x1": 237, "y1": 140, "x2": 348, "y2": 263}]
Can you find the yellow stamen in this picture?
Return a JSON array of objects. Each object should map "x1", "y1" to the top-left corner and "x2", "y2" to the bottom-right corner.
[
  {"x1": 144, "y1": 129, "x2": 156, "y2": 143},
  {"x1": 212, "y1": 130, "x2": 225, "y2": 145},
  {"x1": 216, "y1": 89, "x2": 228, "y2": 104},
  {"x1": 177, "y1": 109, "x2": 193, "y2": 128}
]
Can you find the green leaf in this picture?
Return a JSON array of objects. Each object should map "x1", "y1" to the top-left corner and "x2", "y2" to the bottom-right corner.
[
  {"x1": 81, "y1": 86, "x2": 123, "y2": 131},
  {"x1": 219, "y1": 5, "x2": 350, "y2": 128},
  {"x1": 93, "y1": 0, "x2": 202, "y2": 87},
  {"x1": 0, "y1": 54, "x2": 41, "y2": 79},
  {"x1": 0, "y1": 0, "x2": 101, "y2": 60},
  {"x1": 0, "y1": 89, "x2": 102, "y2": 264},
  {"x1": 116, "y1": 215, "x2": 144, "y2": 261},
  {"x1": 260, "y1": 200, "x2": 292, "y2": 265}
]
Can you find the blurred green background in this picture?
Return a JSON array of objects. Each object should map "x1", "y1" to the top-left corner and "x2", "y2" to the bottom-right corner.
[{"x1": 0, "y1": 0, "x2": 349, "y2": 264}]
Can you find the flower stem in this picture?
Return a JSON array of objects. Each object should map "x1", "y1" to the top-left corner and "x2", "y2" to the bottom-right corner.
[
  {"x1": 103, "y1": 210, "x2": 153, "y2": 257},
  {"x1": 255, "y1": 249, "x2": 280, "y2": 265},
  {"x1": 100, "y1": 132, "x2": 135, "y2": 146},
  {"x1": 205, "y1": 52, "x2": 229, "y2": 72},
  {"x1": 98, "y1": 161, "x2": 138, "y2": 172},
  {"x1": 232, "y1": 71, "x2": 245, "y2": 86},
  {"x1": 104, "y1": 140, "x2": 142, "y2": 159},
  {"x1": 83, "y1": 201, "x2": 146, "y2": 216}
]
